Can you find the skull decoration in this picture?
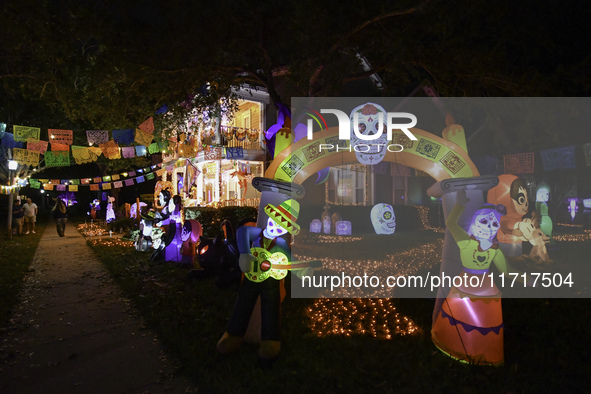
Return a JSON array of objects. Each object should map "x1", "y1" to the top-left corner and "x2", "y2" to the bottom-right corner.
[
  {"x1": 370, "y1": 203, "x2": 396, "y2": 234},
  {"x1": 470, "y1": 211, "x2": 500, "y2": 241},
  {"x1": 349, "y1": 103, "x2": 389, "y2": 165}
]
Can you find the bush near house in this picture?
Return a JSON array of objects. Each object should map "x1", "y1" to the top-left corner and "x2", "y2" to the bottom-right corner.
[{"x1": 185, "y1": 206, "x2": 258, "y2": 237}]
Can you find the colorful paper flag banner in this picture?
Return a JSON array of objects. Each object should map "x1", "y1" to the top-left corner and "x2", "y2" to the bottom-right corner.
[
  {"x1": 135, "y1": 145, "x2": 147, "y2": 156},
  {"x1": 112, "y1": 129, "x2": 135, "y2": 145},
  {"x1": 51, "y1": 142, "x2": 70, "y2": 151},
  {"x1": 29, "y1": 179, "x2": 41, "y2": 189},
  {"x1": 13, "y1": 125, "x2": 41, "y2": 142},
  {"x1": 136, "y1": 175, "x2": 145, "y2": 183},
  {"x1": 135, "y1": 129, "x2": 153, "y2": 146},
  {"x1": 146, "y1": 172, "x2": 155, "y2": 180},
  {"x1": 27, "y1": 138, "x2": 48, "y2": 153},
  {"x1": 90, "y1": 184, "x2": 99, "y2": 191},
  {"x1": 100, "y1": 140, "x2": 121, "y2": 159},
  {"x1": 69, "y1": 185, "x2": 78, "y2": 192},
  {"x1": 1, "y1": 133, "x2": 25, "y2": 148},
  {"x1": 111, "y1": 174, "x2": 120, "y2": 181},
  {"x1": 48, "y1": 129, "x2": 73, "y2": 145},
  {"x1": 124, "y1": 179, "x2": 134, "y2": 186},
  {"x1": 13, "y1": 148, "x2": 40, "y2": 166},
  {"x1": 57, "y1": 184, "x2": 66, "y2": 191},
  {"x1": 45, "y1": 151, "x2": 70, "y2": 167},
  {"x1": 540, "y1": 146, "x2": 576, "y2": 170},
  {"x1": 148, "y1": 142, "x2": 160, "y2": 154},
  {"x1": 122, "y1": 146, "x2": 135, "y2": 158},
  {"x1": 86, "y1": 130, "x2": 109, "y2": 145},
  {"x1": 102, "y1": 182, "x2": 112, "y2": 190},
  {"x1": 139, "y1": 117, "x2": 154, "y2": 134},
  {"x1": 226, "y1": 147, "x2": 244, "y2": 159},
  {"x1": 503, "y1": 152, "x2": 534, "y2": 174},
  {"x1": 71, "y1": 146, "x2": 101, "y2": 164},
  {"x1": 113, "y1": 181, "x2": 123, "y2": 188}
]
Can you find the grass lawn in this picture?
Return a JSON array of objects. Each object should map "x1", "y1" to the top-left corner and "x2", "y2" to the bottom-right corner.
[
  {"x1": 0, "y1": 212, "x2": 48, "y2": 325},
  {"x1": 84, "y1": 224, "x2": 591, "y2": 393}
]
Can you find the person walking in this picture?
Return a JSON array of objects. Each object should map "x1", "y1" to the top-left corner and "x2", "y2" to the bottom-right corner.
[
  {"x1": 52, "y1": 198, "x2": 68, "y2": 237},
  {"x1": 22, "y1": 197, "x2": 39, "y2": 234},
  {"x1": 12, "y1": 198, "x2": 25, "y2": 236}
]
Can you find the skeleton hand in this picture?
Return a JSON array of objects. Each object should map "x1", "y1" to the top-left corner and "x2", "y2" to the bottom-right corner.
[
  {"x1": 239, "y1": 253, "x2": 256, "y2": 273},
  {"x1": 456, "y1": 190, "x2": 470, "y2": 206}
]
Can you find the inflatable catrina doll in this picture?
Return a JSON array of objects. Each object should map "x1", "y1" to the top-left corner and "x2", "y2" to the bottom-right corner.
[{"x1": 431, "y1": 190, "x2": 528, "y2": 366}]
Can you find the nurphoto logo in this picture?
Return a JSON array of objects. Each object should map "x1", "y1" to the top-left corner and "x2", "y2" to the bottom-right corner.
[{"x1": 305, "y1": 109, "x2": 418, "y2": 141}]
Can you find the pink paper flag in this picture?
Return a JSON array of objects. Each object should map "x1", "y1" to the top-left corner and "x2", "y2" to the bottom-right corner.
[{"x1": 139, "y1": 117, "x2": 154, "y2": 134}]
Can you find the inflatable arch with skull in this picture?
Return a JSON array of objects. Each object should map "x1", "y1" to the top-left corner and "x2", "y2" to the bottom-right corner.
[{"x1": 349, "y1": 103, "x2": 389, "y2": 165}]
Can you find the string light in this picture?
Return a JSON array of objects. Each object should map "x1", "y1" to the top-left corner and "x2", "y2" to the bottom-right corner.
[{"x1": 306, "y1": 298, "x2": 421, "y2": 339}]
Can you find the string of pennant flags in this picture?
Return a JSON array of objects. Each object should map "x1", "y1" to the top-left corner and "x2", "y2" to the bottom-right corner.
[
  {"x1": 0, "y1": 117, "x2": 160, "y2": 167},
  {"x1": 0, "y1": 162, "x2": 169, "y2": 195},
  {"x1": 0, "y1": 119, "x2": 259, "y2": 168}
]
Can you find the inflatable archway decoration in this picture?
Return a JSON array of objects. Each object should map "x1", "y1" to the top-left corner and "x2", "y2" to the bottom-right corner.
[{"x1": 265, "y1": 124, "x2": 479, "y2": 184}]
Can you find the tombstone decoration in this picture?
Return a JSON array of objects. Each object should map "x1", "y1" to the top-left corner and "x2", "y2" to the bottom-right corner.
[
  {"x1": 335, "y1": 220, "x2": 352, "y2": 236},
  {"x1": 309, "y1": 219, "x2": 322, "y2": 233}
]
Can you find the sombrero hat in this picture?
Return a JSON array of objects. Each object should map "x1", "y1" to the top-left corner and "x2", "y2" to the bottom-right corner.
[
  {"x1": 264, "y1": 199, "x2": 300, "y2": 235},
  {"x1": 140, "y1": 210, "x2": 156, "y2": 221}
]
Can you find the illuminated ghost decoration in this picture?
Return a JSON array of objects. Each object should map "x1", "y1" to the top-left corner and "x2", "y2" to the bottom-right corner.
[
  {"x1": 106, "y1": 196, "x2": 116, "y2": 223},
  {"x1": 309, "y1": 219, "x2": 322, "y2": 233},
  {"x1": 349, "y1": 103, "x2": 388, "y2": 165},
  {"x1": 371, "y1": 203, "x2": 396, "y2": 234},
  {"x1": 535, "y1": 181, "x2": 553, "y2": 241},
  {"x1": 568, "y1": 198, "x2": 578, "y2": 221}
]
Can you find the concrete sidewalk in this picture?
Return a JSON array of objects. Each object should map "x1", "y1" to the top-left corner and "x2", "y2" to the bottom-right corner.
[{"x1": 0, "y1": 220, "x2": 191, "y2": 393}]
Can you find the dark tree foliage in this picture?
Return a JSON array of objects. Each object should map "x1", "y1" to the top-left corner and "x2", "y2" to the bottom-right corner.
[{"x1": 1, "y1": 0, "x2": 589, "y2": 152}]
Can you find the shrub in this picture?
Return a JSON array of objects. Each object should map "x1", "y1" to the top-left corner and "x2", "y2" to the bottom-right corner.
[{"x1": 185, "y1": 206, "x2": 258, "y2": 238}]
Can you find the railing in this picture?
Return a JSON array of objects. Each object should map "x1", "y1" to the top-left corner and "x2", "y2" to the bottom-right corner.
[
  {"x1": 223, "y1": 137, "x2": 263, "y2": 151},
  {"x1": 219, "y1": 198, "x2": 260, "y2": 208}
]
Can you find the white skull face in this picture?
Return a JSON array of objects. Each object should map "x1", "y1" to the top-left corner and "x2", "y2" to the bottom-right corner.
[
  {"x1": 536, "y1": 188, "x2": 549, "y2": 203},
  {"x1": 470, "y1": 212, "x2": 500, "y2": 240},
  {"x1": 350, "y1": 103, "x2": 388, "y2": 165},
  {"x1": 371, "y1": 203, "x2": 396, "y2": 234},
  {"x1": 263, "y1": 217, "x2": 288, "y2": 238}
]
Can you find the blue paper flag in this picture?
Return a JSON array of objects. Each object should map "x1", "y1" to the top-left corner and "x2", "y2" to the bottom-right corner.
[{"x1": 112, "y1": 129, "x2": 135, "y2": 145}]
